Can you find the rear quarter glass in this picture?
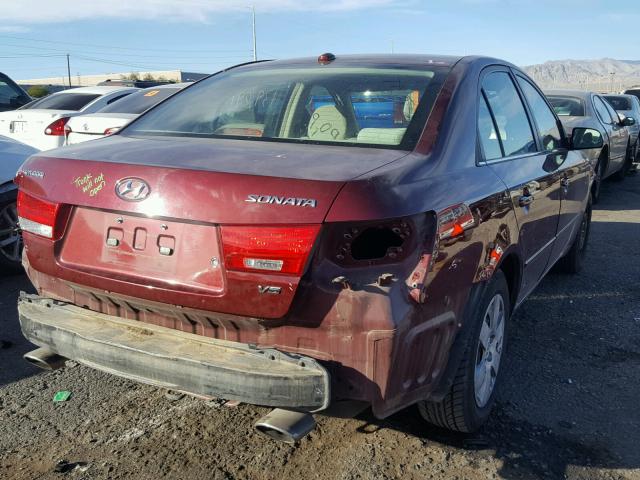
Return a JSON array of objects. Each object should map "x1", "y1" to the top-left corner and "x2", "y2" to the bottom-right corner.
[{"x1": 123, "y1": 65, "x2": 451, "y2": 151}]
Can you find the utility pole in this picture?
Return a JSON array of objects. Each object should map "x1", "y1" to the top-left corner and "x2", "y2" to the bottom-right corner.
[
  {"x1": 609, "y1": 72, "x2": 615, "y2": 93},
  {"x1": 251, "y1": 6, "x2": 257, "y2": 61},
  {"x1": 390, "y1": 39, "x2": 395, "y2": 54},
  {"x1": 66, "y1": 54, "x2": 72, "y2": 88}
]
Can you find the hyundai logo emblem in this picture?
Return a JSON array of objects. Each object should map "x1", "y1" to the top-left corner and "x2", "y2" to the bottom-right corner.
[{"x1": 115, "y1": 177, "x2": 150, "y2": 201}]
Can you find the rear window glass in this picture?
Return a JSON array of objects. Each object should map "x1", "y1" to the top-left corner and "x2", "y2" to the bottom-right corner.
[
  {"x1": 99, "y1": 88, "x2": 181, "y2": 114},
  {"x1": 624, "y1": 89, "x2": 640, "y2": 99},
  {"x1": 604, "y1": 96, "x2": 632, "y2": 111},
  {"x1": 547, "y1": 96, "x2": 585, "y2": 116},
  {"x1": 125, "y1": 65, "x2": 450, "y2": 150},
  {"x1": 24, "y1": 93, "x2": 100, "y2": 111}
]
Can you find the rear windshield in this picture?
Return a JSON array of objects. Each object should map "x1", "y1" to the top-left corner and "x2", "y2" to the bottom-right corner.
[
  {"x1": 99, "y1": 88, "x2": 181, "y2": 114},
  {"x1": 604, "y1": 95, "x2": 632, "y2": 111},
  {"x1": 124, "y1": 65, "x2": 450, "y2": 150},
  {"x1": 547, "y1": 96, "x2": 585, "y2": 116},
  {"x1": 24, "y1": 93, "x2": 101, "y2": 111},
  {"x1": 624, "y1": 89, "x2": 640, "y2": 100}
]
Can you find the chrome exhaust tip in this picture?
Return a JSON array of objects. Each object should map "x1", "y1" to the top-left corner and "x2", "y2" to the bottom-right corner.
[
  {"x1": 254, "y1": 408, "x2": 316, "y2": 444},
  {"x1": 24, "y1": 347, "x2": 67, "y2": 370}
]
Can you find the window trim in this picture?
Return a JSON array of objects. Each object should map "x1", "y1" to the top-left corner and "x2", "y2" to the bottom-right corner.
[
  {"x1": 475, "y1": 65, "x2": 540, "y2": 165},
  {"x1": 592, "y1": 95, "x2": 615, "y2": 125},
  {"x1": 478, "y1": 89, "x2": 504, "y2": 160}
]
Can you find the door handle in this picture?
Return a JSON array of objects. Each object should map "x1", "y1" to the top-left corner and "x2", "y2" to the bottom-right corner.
[{"x1": 518, "y1": 195, "x2": 534, "y2": 207}]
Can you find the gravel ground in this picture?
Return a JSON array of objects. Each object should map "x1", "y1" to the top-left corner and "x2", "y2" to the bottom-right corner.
[{"x1": 0, "y1": 174, "x2": 639, "y2": 480}]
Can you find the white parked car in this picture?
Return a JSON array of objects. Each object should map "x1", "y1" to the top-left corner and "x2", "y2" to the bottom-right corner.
[
  {"x1": 65, "y1": 83, "x2": 190, "y2": 145},
  {"x1": 0, "y1": 86, "x2": 138, "y2": 151},
  {"x1": 0, "y1": 135, "x2": 37, "y2": 272}
]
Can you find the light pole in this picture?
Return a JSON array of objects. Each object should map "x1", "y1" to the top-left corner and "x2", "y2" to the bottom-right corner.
[
  {"x1": 609, "y1": 72, "x2": 615, "y2": 93},
  {"x1": 251, "y1": 6, "x2": 257, "y2": 61},
  {"x1": 66, "y1": 54, "x2": 72, "y2": 88}
]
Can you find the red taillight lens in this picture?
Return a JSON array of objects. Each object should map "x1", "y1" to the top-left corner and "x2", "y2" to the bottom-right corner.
[
  {"x1": 17, "y1": 191, "x2": 61, "y2": 239},
  {"x1": 104, "y1": 127, "x2": 120, "y2": 136},
  {"x1": 44, "y1": 117, "x2": 70, "y2": 136},
  {"x1": 221, "y1": 225, "x2": 320, "y2": 275}
]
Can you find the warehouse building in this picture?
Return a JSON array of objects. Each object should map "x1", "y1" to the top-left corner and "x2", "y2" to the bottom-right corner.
[{"x1": 18, "y1": 70, "x2": 209, "y2": 89}]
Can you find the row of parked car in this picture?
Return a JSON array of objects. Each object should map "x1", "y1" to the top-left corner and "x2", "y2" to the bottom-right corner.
[
  {"x1": 0, "y1": 82, "x2": 189, "y2": 151},
  {"x1": 2, "y1": 55, "x2": 640, "y2": 443}
]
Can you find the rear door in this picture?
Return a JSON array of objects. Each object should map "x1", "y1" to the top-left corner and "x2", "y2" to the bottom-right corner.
[
  {"x1": 477, "y1": 67, "x2": 562, "y2": 301},
  {"x1": 514, "y1": 73, "x2": 590, "y2": 266},
  {"x1": 593, "y1": 95, "x2": 626, "y2": 174}
]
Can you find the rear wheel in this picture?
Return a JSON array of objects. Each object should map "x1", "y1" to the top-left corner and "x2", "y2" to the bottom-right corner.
[
  {"x1": 556, "y1": 200, "x2": 591, "y2": 274},
  {"x1": 0, "y1": 194, "x2": 23, "y2": 274},
  {"x1": 417, "y1": 270, "x2": 509, "y2": 433}
]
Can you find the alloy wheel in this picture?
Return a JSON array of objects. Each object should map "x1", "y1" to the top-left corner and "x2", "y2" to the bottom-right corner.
[
  {"x1": 0, "y1": 202, "x2": 22, "y2": 263},
  {"x1": 474, "y1": 294, "x2": 505, "y2": 408}
]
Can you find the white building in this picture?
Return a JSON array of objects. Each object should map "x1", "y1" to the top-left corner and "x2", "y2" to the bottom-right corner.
[{"x1": 18, "y1": 70, "x2": 208, "y2": 88}]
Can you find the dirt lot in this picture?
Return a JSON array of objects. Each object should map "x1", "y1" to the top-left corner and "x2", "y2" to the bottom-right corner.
[{"x1": 0, "y1": 174, "x2": 639, "y2": 480}]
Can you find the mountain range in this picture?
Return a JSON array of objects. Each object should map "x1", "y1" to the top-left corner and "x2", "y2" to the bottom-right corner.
[{"x1": 522, "y1": 58, "x2": 640, "y2": 92}]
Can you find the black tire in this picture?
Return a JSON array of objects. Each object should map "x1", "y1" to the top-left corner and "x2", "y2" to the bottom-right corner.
[
  {"x1": 0, "y1": 192, "x2": 23, "y2": 275},
  {"x1": 556, "y1": 200, "x2": 592, "y2": 274},
  {"x1": 417, "y1": 270, "x2": 510, "y2": 433},
  {"x1": 613, "y1": 143, "x2": 633, "y2": 181},
  {"x1": 591, "y1": 153, "x2": 604, "y2": 204}
]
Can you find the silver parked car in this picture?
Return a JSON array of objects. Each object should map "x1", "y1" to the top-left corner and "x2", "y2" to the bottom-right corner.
[
  {"x1": 604, "y1": 94, "x2": 640, "y2": 164},
  {"x1": 0, "y1": 135, "x2": 37, "y2": 272},
  {"x1": 545, "y1": 89, "x2": 635, "y2": 202}
]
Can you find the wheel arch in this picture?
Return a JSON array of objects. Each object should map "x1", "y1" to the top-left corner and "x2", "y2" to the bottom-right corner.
[
  {"x1": 497, "y1": 251, "x2": 522, "y2": 314},
  {"x1": 599, "y1": 144, "x2": 609, "y2": 174}
]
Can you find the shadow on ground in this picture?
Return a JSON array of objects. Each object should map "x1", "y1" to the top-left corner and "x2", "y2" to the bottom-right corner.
[{"x1": 0, "y1": 272, "x2": 39, "y2": 387}]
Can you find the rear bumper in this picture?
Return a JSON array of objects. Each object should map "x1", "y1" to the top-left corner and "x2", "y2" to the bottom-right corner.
[{"x1": 18, "y1": 293, "x2": 330, "y2": 411}]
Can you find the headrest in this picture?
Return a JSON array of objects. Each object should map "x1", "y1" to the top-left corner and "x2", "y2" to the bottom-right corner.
[
  {"x1": 308, "y1": 105, "x2": 347, "y2": 141},
  {"x1": 356, "y1": 128, "x2": 406, "y2": 145}
]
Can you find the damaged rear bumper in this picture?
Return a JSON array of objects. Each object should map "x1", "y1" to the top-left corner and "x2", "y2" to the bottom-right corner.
[{"x1": 18, "y1": 293, "x2": 330, "y2": 411}]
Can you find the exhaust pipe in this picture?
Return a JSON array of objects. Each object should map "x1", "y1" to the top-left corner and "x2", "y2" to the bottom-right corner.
[
  {"x1": 24, "y1": 347, "x2": 67, "y2": 370},
  {"x1": 254, "y1": 408, "x2": 316, "y2": 444}
]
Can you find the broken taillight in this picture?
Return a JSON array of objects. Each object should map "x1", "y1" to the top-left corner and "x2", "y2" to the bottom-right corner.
[
  {"x1": 17, "y1": 191, "x2": 62, "y2": 239},
  {"x1": 221, "y1": 225, "x2": 320, "y2": 275}
]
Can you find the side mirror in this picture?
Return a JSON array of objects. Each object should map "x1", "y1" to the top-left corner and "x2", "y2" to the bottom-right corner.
[
  {"x1": 570, "y1": 127, "x2": 604, "y2": 150},
  {"x1": 622, "y1": 116, "x2": 636, "y2": 127}
]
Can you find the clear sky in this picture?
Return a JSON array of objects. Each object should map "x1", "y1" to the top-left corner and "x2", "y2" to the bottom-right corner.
[{"x1": 2, "y1": 0, "x2": 638, "y2": 80}]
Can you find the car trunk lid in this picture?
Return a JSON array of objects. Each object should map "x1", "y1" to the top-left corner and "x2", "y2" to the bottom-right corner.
[
  {"x1": 0, "y1": 109, "x2": 79, "y2": 145},
  {"x1": 17, "y1": 136, "x2": 409, "y2": 318},
  {"x1": 66, "y1": 113, "x2": 138, "y2": 144}
]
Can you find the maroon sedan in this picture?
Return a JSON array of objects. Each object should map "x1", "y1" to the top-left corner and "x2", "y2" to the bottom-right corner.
[{"x1": 15, "y1": 54, "x2": 601, "y2": 442}]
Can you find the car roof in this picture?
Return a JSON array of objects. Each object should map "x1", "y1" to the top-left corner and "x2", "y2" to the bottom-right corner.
[
  {"x1": 51, "y1": 86, "x2": 138, "y2": 95},
  {"x1": 234, "y1": 54, "x2": 465, "y2": 70}
]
